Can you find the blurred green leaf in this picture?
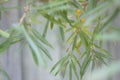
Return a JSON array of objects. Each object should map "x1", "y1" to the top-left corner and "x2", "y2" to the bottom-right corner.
[
  {"x1": 69, "y1": 0, "x2": 85, "y2": 13},
  {"x1": 72, "y1": 54, "x2": 81, "y2": 68},
  {"x1": 80, "y1": 54, "x2": 91, "y2": 78},
  {"x1": 62, "y1": 61, "x2": 69, "y2": 78},
  {"x1": 0, "y1": 40, "x2": 10, "y2": 53},
  {"x1": 32, "y1": 28, "x2": 53, "y2": 48},
  {"x1": 54, "y1": 60, "x2": 69, "y2": 76},
  {"x1": 50, "y1": 22, "x2": 54, "y2": 30},
  {"x1": 0, "y1": 29, "x2": 10, "y2": 38},
  {"x1": 21, "y1": 25, "x2": 45, "y2": 66},
  {"x1": 69, "y1": 63, "x2": 72, "y2": 80},
  {"x1": 42, "y1": 20, "x2": 49, "y2": 38},
  {"x1": 50, "y1": 56, "x2": 68, "y2": 73},
  {"x1": 30, "y1": 17, "x2": 42, "y2": 24},
  {"x1": 59, "y1": 27, "x2": 65, "y2": 41},
  {"x1": 79, "y1": 31, "x2": 89, "y2": 50},
  {"x1": 99, "y1": 9, "x2": 120, "y2": 34},
  {"x1": 35, "y1": 40, "x2": 52, "y2": 61},
  {"x1": 71, "y1": 59, "x2": 79, "y2": 80},
  {"x1": 72, "y1": 35, "x2": 77, "y2": 50},
  {"x1": 67, "y1": 32, "x2": 76, "y2": 43},
  {"x1": 29, "y1": 46, "x2": 39, "y2": 65},
  {"x1": 91, "y1": 60, "x2": 95, "y2": 71},
  {"x1": 42, "y1": 14, "x2": 66, "y2": 28}
]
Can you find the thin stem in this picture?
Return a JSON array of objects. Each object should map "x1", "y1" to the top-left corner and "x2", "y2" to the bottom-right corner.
[{"x1": 19, "y1": 5, "x2": 29, "y2": 25}]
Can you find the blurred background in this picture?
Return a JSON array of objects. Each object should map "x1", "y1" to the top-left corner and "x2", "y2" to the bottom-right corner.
[{"x1": 0, "y1": 0, "x2": 120, "y2": 80}]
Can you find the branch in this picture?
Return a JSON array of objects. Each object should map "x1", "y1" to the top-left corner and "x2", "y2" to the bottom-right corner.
[{"x1": 19, "y1": 5, "x2": 29, "y2": 25}]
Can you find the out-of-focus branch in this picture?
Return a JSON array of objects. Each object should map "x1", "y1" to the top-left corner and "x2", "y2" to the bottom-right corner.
[{"x1": 19, "y1": 5, "x2": 29, "y2": 25}]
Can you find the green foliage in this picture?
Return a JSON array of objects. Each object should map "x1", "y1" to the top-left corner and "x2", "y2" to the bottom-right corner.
[{"x1": 0, "y1": 0, "x2": 120, "y2": 80}]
